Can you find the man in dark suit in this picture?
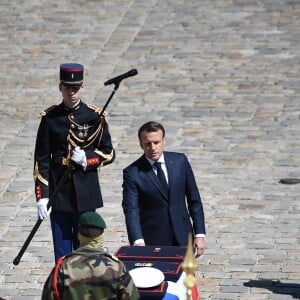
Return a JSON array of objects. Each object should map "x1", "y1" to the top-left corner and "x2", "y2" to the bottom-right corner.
[{"x1": 122, "y1": 121, "x2": 206, "y2": 256}]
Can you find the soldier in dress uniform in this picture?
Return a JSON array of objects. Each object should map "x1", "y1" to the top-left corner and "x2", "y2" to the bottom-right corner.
[
  {"x1": 42, "y1": 211, "x2": 139, "y2": 300},
  {"x1": 34, "y1": 63, "x2": 115, "y2": 262}
]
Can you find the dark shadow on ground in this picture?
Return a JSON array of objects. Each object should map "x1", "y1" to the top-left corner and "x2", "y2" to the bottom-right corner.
[{"x1": 244, "y1": 280, "x2": 300, "y2": 299}]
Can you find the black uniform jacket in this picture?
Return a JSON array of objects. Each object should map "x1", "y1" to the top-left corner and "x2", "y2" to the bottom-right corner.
[{"x1": 34, "y1": 100, "x2": 115, "y2": 212}]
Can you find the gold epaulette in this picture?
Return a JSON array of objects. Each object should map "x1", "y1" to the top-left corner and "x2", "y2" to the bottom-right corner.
[
  {"x1": 87, "y1": 104, "x2": 106, "y2": 117},
  {"x1": 38, "y1": 105, "x2": 57, "y2": 118}
]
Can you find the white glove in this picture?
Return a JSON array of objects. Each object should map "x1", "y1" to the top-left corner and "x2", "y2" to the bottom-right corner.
[
  {"x1": 37, "y1": 198, "x2": 51, "y2": 219},
  {"x1": 71, "y1": 147, "x2": 87, "y2": 169}
]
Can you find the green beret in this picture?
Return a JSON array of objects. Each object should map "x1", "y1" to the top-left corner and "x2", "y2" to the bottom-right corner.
[{"x1": 79, "y1": 211, "x2": 106, "y2": 230}]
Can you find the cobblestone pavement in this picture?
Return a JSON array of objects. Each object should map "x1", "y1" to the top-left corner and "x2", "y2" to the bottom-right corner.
[{"x1": 0, "y1": 0, "x2": 299, "y2": 299}]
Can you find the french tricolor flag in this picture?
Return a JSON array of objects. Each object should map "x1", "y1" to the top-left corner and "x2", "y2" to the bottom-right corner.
[{"x1": 162, "y1": 272, "x2": 200, "y2": 300}]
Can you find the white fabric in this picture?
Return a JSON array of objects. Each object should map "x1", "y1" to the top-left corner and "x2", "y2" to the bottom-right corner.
[
  {"x1": 195, "y1": 233, "x2": 205, "y2": 238},
  {"x1": 71, "y1": 147, "x2": 87, "y2": 169},
  {"x1": 37, "y1": 198, "x2": 51, "y2": 219},
  {"x1": 163, "y1": 273, "x2": 188, "y2": 300},
  {"x1": 133, "y1": 238, "x2": 145, "y2": 245}
]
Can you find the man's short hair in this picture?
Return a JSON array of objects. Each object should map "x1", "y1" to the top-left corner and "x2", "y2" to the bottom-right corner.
[{"x1": 138, "y1": 121, "x2": 165, "y2": 140}]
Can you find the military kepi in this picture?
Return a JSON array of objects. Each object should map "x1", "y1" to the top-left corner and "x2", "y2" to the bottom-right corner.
[{"x1": 60, "y1": 63, "x2": 84, "y2": 85}]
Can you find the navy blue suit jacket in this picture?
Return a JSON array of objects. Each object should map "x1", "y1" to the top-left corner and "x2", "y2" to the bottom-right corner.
[{"x1": 122, "y1": 151, "x2": 205, "y2": 246}]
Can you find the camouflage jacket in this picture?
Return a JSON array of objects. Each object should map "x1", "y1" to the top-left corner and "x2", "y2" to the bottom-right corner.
[{"x1": 41, "y1": 247, "x2": 140, "y2": 300}]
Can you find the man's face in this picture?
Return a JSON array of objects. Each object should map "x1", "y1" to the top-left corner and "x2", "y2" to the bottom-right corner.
[
  {"x1": 59, "y1": 83, "x2": 83, "y2": 107},
  {"x1": 139, "y1": 129, "x2": 165, "y2": 161}
]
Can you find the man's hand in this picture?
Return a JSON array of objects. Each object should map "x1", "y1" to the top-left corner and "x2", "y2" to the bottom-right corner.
[
  {"x1": 37, "y1": 198, "x2": 51, "y2": 219},
  {"x1": 71, "y1": 147, "x2": 87, "y2": 169},
  {"x1": 133, "y1": 239, "x2": 146, "y2": 246},
  {"x1": 194, "y1": 237, "x2": 205, "y2": 257}
]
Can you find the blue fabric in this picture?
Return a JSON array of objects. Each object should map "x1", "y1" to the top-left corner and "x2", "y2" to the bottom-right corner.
[
  {"x1": 162, "y1": 280, "x2": 186, "y2": 300},
  {"x1": 122, "y1": 151, "x2": 205, "y2": 246},
  {"x1": 50, "y1": 211, "x2": 82, "y2": 262},
  {"x1": 162, "y1": 293, "x2": 179, "y2": 300},
  {"x1": 154, "y1": 162, "x2": 169, "y2": 195}
]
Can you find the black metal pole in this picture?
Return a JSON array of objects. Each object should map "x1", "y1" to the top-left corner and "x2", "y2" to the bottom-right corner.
[{"x1": 13, "y1": 164, "x2": 73, "y2": 265}]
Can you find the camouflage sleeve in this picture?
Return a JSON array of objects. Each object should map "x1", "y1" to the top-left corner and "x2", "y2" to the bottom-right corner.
[
  {"x1": 41, "y1": 257, "x2": 65, "y2": 300},
  {"x1": 117, "y1": 261, "x2": 140, "y2": 300},
  {"x1": 41, "y1": 268, "x2": 56, "y2": 300}
]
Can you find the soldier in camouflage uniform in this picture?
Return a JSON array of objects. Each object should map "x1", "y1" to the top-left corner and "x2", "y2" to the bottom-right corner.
[
  {"x1": 42, "y1": 211, "x2": 139, "y2": 300},
  {"x1": 34, "y1": 63, "x2": 115, "y2": 262}
]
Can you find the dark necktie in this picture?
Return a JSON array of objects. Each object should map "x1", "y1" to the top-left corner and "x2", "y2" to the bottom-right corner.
[{"x1": 154, "y1": 162, "x2": 168, "y2": 194}]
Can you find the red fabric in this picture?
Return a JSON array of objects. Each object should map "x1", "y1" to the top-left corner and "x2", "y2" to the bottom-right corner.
[
  {"x1": 87, "y1": 157, "x2": 100, "y2": 166},
  {"x1": 192, "y1": 285, "x2": 200, "y2": 300},
  {"x1": 52, "y1": 256, "x2": 64, "y2": 300}
]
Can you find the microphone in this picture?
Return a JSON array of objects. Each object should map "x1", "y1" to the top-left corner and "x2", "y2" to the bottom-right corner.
[{"x1": 104, "y1": 69, "x2": 138, "y2": 86}]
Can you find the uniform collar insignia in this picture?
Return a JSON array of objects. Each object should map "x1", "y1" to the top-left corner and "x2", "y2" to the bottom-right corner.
[{"x1": 63, "y1": 100, "x2": 82, "y2": 112}]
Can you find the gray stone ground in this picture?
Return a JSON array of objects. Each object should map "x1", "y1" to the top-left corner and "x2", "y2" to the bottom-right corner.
[{"x1": 0, "y1": 0, "x2": 299, "y2": 299}]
